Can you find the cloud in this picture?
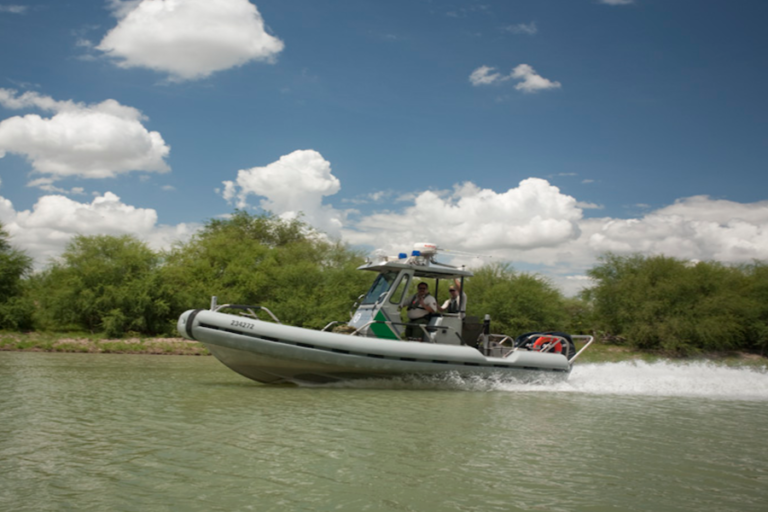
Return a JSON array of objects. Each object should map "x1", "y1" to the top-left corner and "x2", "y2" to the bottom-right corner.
[
  {"x1": 513, "y1": 195, "x2": 768, "y2": 295},
  {"x1": 106, "y1": 1, "x2": 144, "y2": 19},
  {"x1": 4, "y1": 146, "x2": 767, "y2": 297},
  {"x1": 215, "y1": 152, "x2": 768, "y2": 295},
  {"x1": 0, "y1": 88, "x2": 170, "y2": 181},
  {"x1": 346, "y1": 179, "x2": 583, "y2": 253},
  {"x1": 98, "y1": 0, "x2": 285, "y2": 81},
  {"x1": 26, "y1": 178, "x2": 86, "y2": 195},
  {"x1": 599, "y1": 0, "x2": 634, "y2": 5},
  {"x1": 342, "y1": 188, "x2": 768, "y2": 296},
  {"x1": 470, "y1": 64, "x2": 561, "y2": 92},
  {"x1": 469, "y1": 66, "x2": 506, "y2": 86},
  {"x1": 0, "y1": 5, "x2": 27, "y2": 14},
  {"x1": 221, "y1": 149, "x2": 346, "y2": 236},
  {"x1": 503, "y1": 22, "x2": 537, "y2": 35},
  {"x1": 510, "y1": 64, "x2": 562, "y2": 93},
  {"x1": 0, "y1": 191, "x2": 196, "y2": 268},
  {"x1": 584, "y1": 196, "x2": 768, "y2": 263},
  {"x1": 341, "y1": 190, "x2": 397, "y2": 205}
]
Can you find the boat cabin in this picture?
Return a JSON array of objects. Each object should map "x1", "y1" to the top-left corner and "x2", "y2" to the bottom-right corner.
[{"x1": 348, "y1": 244, "x2": 475, "y2": 345}]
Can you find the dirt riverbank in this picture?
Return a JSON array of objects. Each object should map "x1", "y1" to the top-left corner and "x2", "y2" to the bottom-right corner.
[{"x1": 0, "y1": 333, "x2": 209, "y2": 355}]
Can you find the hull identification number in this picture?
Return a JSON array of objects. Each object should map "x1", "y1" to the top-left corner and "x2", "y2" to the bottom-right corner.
[{"x1": 231, "y1": 320, "x2": 255, "y2": 330}]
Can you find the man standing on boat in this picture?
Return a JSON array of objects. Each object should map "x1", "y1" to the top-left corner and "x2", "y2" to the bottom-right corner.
[
  {"x1": 440, "y1": 278, "x2": 467, "y2": 319},
  {"x1": 403, "y1": 283, "x2": 437, "y2": 340}
]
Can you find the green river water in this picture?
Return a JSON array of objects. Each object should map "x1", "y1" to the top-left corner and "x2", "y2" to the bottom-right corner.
[{"x1": 1, "y1": 352, "x2": 767, "y2": 511}]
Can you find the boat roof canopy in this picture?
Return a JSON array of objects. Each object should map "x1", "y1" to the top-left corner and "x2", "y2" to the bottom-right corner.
[{"x1": 357, "y1": 260, "x2": 473, "y2": 279}]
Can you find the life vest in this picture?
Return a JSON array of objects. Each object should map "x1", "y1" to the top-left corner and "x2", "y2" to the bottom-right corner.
[
  {"x1": 407, "y1": 293, "x2": 431, "y2": 311},
  {"x1": 532, "y1": 335, "x2": 563, "y2": 354}
]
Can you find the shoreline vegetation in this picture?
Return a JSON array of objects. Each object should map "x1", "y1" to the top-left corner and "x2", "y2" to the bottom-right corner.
[
  {"x1": 2, "y1": 332, "x2": 766, "y2": 369},
  {"x1": 0, "y1": 332, "x2": 209, "y2": 356},
  {"x1": 3, "y1": 214, "x2": 768, "y2": 360}
]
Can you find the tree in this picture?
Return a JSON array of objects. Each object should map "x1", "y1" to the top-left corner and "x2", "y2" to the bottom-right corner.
[
  {"x1": 35, "y1": 235, "x2": 172, "y2": 336},
  {"x1": 583, "y1": 253, "x2": 763, "y2": 354},
  {"x1": 161, "y1": 211, "x2": 370, "y2": 329},
  {"x1": 740, "y1": 261, "x2": 768, "y2": 354},
  {"x1": 464, "y1": 262, "x2": 568, "y2": 335},
  {"x1": 0, "y1": 223, "x2": 34, "y2": 330}
]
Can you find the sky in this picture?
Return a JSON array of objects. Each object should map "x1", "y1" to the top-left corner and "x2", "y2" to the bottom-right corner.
[{"x1": 0, "y1": 0, "x2": 767, "y2": 296}]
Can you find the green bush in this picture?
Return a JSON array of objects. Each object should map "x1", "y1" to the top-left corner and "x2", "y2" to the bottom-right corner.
[
  {"x1": 34, "y1": 235, "x2": 173, "y2": 336},
  {"x1": 161, "y1": 211, "x2": 370, "y2": 329},
  {"x1": 0, "y1": 223, "x2": 34, "y2": 330},
  {"x1": 464, "y1": 262, "x2": 568, "y2": 335},
  {"x1": 583, "y1": 254, "x2": 767, "y2": 354}
]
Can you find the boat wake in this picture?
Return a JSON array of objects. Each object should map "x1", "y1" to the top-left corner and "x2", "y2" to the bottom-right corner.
[
  {"x1": 325, "y1": 361, "x2": 768, "y2": 401},
  {"x1": 556, "y1": 360, "x2": 768, "y2": 401}
]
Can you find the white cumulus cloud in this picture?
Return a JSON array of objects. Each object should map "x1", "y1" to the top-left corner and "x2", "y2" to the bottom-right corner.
[
  {"x1": 215, "y1": 152, "x2": 768, "y2": 295},
  {"x1": 98, "y1": 0, "x2": 285, "y2": 81},
  {"x1": 510, "y1": 64, "x2": 562, "y2": 93},
  {"x1": 585, "y1": 196, "x2": 768, "y2": 263},
  {"x1": 342, "y1": 188, "x2": 768, "y2": 296},
  {"x1": 4, "y1": 144, "x2": 767, "y2": 298},
  {"x1": 0, "y1": 88, "x2": 170, "y2": 182},
  {"x1": 470, "y1": 64, "x2": 561, "y2": 93},
  {"x1": 221, "y1": 149, "x2": 346, "y2": 237},
  {"x1": 0, "y1": 192, "x2": 196, "y2": 267},
  {"x1": 346, "y1": 179, "x2": 583, "y2": 253},
  {"x1": 469, "y1": 66, "x2": 506, "y2": 86}
]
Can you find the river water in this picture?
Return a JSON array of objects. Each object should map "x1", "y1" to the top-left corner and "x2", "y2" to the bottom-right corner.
[{"x1": 1, "y1": 352, "x2": 767, "y2": 512}]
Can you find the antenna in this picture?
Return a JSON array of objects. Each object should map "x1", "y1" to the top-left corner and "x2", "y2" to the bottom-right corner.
[{"x1": 438, "y1": 247, "x2": 494, "y2": 260}]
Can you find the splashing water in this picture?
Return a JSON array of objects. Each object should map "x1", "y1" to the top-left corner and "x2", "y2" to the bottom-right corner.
[
  {"x1": 551, "y1": 360, "x2": 768, "y2": 400},
  {"x1": 327, "y1": 361, "x2": 768, "y2": 400}
]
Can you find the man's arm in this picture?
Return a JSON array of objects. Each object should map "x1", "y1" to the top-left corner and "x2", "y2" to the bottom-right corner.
[{"x1": 422, "y1": 295, "x2": 437, "y2": 313}]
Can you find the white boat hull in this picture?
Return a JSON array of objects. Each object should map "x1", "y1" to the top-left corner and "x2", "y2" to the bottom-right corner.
[{"x1": 178, "y1": 309, "x2": 572, "y2": 385}]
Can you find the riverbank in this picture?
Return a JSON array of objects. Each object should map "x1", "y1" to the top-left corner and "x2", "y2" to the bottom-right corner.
[
  {"x1": 0, "y1": 332, "x2": 209, "y2": 356},
  {"x1": 1, "y1": 332, "x2": 766, "y2": 368}
]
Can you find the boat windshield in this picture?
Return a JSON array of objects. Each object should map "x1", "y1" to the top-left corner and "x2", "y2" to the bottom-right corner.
[{"x1": 361, "y1": 271, "x2": 398, "y2": 305}]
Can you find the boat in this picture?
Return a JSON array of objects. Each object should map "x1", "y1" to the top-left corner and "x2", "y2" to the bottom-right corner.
[{"x1": 177, "y1": 243, "x2": 593, "y2": 385}]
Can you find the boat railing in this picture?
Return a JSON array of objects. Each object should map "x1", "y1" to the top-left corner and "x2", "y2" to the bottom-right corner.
[
  {"x1": 322, "y1": 321, "x2": 341, "y2": 332},
  {"x1": 211, "y1": 303, "x2": 283, "y2": 324},
  {"x1": 483, "y1": 334, "x2": 516, "y2": 358},
  {"x1": 351, "y1": 320, "x2": 464, "y2": 345},
  {"x1": 568, "y1": 335, "x2": 594, "y2": 363},
  {"x1": 349, "y1": 294, "x2": 365, "y2": 319}
]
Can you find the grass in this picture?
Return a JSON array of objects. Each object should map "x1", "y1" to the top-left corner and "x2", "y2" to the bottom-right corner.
[{"x1": 0, "y1": 331, "x2": 210, "y2": 356}]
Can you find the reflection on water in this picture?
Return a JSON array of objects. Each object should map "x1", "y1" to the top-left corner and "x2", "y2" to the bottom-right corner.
[{"x1": 1, "y1": 352, "x2": 767, "y2": 512}]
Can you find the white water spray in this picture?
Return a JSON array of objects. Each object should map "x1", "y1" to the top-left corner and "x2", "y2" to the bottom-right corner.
[
  {"x1": 496, "y1": 361, "x2": 768, "y2": 401},
  {"x1": 328, "y1": 361, "x2": 768, "y2": 401}
]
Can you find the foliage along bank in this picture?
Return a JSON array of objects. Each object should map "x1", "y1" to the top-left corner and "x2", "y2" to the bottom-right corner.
[
  {"x1": 584, "y1": 254, "x2": 768, "y2": 355},
  {"x1": 2, "y1": 215, "x2": 768, "y2": 356}
]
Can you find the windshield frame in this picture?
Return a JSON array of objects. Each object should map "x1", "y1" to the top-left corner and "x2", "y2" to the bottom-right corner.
[{"x1": 361, "y1": 271, "x2": 398, "y2": 305}]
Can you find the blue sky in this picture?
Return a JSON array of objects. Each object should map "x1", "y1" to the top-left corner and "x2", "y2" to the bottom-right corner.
[{"x1": 1, "y1": 0, "x2": 767, "y2": 295}]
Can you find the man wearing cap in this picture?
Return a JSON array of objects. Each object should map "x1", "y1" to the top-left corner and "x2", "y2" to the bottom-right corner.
[{"x1": 440, "y1": 278, "x2": 467, "y2": 319}]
